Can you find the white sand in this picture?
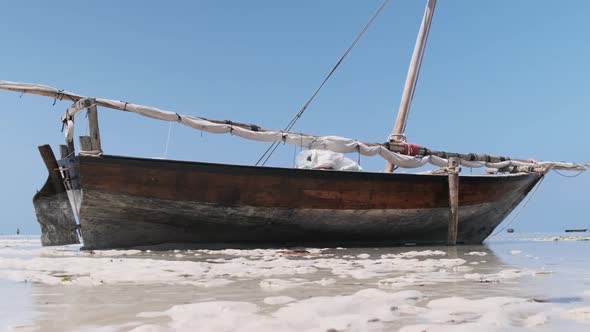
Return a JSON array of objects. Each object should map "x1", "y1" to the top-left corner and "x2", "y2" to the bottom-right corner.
[
  {"x1": 2, "y1": 236, "x2": 590, "y2": 331},
  {"x1": 263, "y1": 296, "x2": 296, "y2": 305}
]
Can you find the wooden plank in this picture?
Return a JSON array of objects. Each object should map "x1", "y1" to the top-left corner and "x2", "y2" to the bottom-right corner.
[
  {"x1": 79, "y1": 136, "x2": 92, "y2": 153},
  {"x1": 86, "y1": 104, "x2": 102, "y2": 154},
  {"x1": 59, "y1": 144, "x2": 69, "y2": 159},
  {"x1": 79, "y1": 155, "x2": 539, "y2": 211},
  {"x1": 37, "y1": 145, "x2": 65, "y2": 194},
  {"x1": 447, "y1": 157, "x2": 460, "y2": 245}
]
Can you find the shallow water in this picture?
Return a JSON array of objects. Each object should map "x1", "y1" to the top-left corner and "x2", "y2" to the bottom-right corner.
[{"x1": 1, "y1": 233, "x2": 590, "y2": 331}]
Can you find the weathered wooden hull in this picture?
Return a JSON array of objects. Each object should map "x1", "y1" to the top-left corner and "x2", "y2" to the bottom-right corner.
[
  {"x1": 69, "y1": 155, "x2": 542, "y2": 250},
  {"x1": 33, "y1": 146, "x2": 79, "y2": 246}
]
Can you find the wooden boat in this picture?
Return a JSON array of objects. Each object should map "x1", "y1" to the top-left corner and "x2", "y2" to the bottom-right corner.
[
  {"x1": 3, "y1": 1, "x2": 587, "y2": 249},
  {"x1": 564, "y1": 229, "x2": 588, "y2": 233},
  {"x1": 34, "y1": 153, "x2": 541, "y2": 249}
]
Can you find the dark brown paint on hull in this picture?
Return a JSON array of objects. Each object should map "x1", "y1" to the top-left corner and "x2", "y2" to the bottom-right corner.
[{"x1": 74, "y1": 155, "x2": 541, "y2": 250}]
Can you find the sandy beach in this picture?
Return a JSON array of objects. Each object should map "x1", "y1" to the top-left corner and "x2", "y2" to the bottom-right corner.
[{"x1": 1, "y1": 234, "x2": 590, "y2": 331}]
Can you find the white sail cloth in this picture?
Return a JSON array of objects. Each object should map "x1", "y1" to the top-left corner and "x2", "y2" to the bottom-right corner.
[
  {"x1": 62, "y1": 111, "x2": 590, "y2": 171},
  {"x1": 0, "y1": 80, "x2": 587, "y2": 172},
  {"x1": 296, "y1": 150, "x2": 362, "y2": 171}
]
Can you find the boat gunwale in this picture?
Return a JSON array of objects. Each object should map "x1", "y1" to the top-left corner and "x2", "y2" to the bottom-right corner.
[{"x1": 78, "y1": 154, "x2": 542, "y2": 184}]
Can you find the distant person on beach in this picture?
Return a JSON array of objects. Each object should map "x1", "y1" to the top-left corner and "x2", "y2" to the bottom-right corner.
[{"x1": 16, "y1": 228, "x2": 20, "y2": 235}]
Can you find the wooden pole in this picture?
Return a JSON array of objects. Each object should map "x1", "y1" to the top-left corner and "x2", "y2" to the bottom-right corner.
[
  {"x1": 447, "y1": 157, "x2": 460, "y2": 245},
  {"x1": 385, "y1": 0, "x2": 437, "y2": 172},
  {"x1": 86, "y1": 103, "x2": 102, "y2": 155}
]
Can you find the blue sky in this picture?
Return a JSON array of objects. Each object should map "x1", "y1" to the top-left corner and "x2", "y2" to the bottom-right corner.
[{"x1": 0, "y1": 1, "x2": 588, "y2": 235}]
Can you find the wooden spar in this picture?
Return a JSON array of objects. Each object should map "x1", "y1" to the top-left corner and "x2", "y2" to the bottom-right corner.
[
  {"x1": 388, "y1": 143, "x2": 512, "y2": 163},
  {"x1": 385, "y1": 0, "x2": 437, "y2": 172},
  {"x1": 447, "y1": 157, "x2": 460, "y2": 245},
  {"x1": 0, "y1": 81, "x2": 587, "y2": 172},
  {"x1": 60, "y1": 96, "x2": 260, "y2": 129},
  {"x1": 385, "y1": 142, "x2": 588, "y2": 171}
]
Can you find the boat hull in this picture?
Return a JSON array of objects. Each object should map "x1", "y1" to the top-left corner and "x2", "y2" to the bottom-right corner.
[{"x1": 71, "y1": 155, "x2": 541, "y2": 249}]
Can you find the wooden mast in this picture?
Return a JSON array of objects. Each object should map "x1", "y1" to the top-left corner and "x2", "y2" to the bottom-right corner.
[
  {"x1": 385, "y1": 0, "x2": 437, "y2": 172},
  {"x1": 383, "y1": 1, "x2": 462, "y2": 246}
]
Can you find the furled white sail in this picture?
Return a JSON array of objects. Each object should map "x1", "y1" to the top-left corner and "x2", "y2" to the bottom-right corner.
[{"x1": 0, "y1": 80, "x2": 587, "y2": 173}]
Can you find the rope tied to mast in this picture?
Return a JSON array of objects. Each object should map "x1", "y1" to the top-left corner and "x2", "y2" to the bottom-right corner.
[{"x1": 255, "y1": 0, "x2": 391, "y2": 166}]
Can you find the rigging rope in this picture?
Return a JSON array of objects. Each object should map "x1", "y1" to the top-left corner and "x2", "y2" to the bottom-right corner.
[
  {"x1": 163, "y1": 122, "x2": 173, "y2": 159},
  {"x1": 255, "y1": 0, "x2": 391, "y2": 166},
  {"x1": 553, "y1": 169, "x2": 586, "y2": 178}
]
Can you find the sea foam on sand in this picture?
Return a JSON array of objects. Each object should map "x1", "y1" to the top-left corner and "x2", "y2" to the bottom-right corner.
[
  {"x1": 135, "y1": 289, "x2": 427, "y2": 332},
  {"x1": 131, "y1": 289, "x2": 589, "y2": 332},
  {"x1": 2, "y1": 236, "x2": 590, "y2": 331},
  {"x1": 0, "y1": 240, "x2": 468, "y2": 286}
]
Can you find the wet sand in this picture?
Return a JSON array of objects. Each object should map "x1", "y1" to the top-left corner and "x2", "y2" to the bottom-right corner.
[{"x1": 1, "y1": 234, "x2": 590, "y2": 331}]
